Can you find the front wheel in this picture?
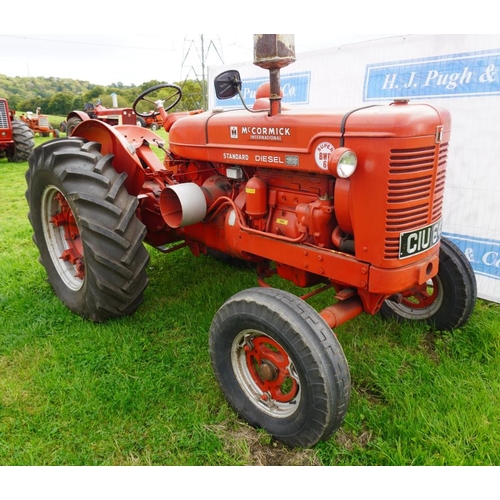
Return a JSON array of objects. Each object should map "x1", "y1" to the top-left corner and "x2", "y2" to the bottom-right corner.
[
  {"x1": 26, "y1": 138, "x2": 150, "y2": 322},
  {"x1": 8, "y1": 120, "x2": 35, "y2": 162},
  {"x1": 209, "y1": 287, "x2": 351, "y2": 448},
  {"x1": 380, "y1": 237, "x2": 477, "y2": 330}
]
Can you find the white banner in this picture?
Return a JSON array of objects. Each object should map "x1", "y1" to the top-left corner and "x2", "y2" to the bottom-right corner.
[{"x1": 209, "y1": 35, "x2": 500, "y2": 303}]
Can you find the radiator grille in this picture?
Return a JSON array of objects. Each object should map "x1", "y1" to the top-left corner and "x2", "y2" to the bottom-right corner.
[
  {"x1": 38, "y1": 116, "x2": 50, "y2": 127},
  {"x1": 384, "y1": 143, "x2": 448, "y2": 259},
  {"x1": 0, "y1": 101, "x2": 9, "y2": 129}
]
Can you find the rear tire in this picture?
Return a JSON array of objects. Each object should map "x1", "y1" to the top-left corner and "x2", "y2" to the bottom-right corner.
[
  {"x1": 26, "y1": 138, "x2": 150, "y2": 322},
  {"x1": 380, "y1": 237, "x2": 477, "y2": 330},
  {"x1": 8, "y1": 120, "x2": 35, "y2": 162},
  {"x1": 209, "y1": 287, "x2": 351, "y2": 448},
  {"x1": 66, "y1": 117, "x2": 83, "y2": 137}
]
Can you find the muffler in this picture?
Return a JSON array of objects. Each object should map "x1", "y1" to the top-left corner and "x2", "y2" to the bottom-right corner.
[{"x1": 159, "y1": 183, "x2": 207, "y2": 228}]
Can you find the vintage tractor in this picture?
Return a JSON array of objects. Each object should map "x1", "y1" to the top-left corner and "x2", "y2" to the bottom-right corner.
[
  {"x1": 25, "y1": 35, "x2": 476, "y2": 448},
  {"x1": 65, "y1": 99, "x2": 141, "y2": 136},
  {"x1": 142, "y1": 113, "x2": 163, "y2": 131},
  {"x1": 20, "y1": 108, "x2": 60, "y2": 138},
  {"x1": 131, "y1": 94, "x2": 159, "y2": 129},
  {"x1": 0, "y1": 98, "x2": 35, "y2": 162}
]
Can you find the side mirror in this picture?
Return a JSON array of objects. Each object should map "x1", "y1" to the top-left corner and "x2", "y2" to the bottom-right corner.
[{"x1": 214, "y1": 70, "x2": 242, "y2": 100}]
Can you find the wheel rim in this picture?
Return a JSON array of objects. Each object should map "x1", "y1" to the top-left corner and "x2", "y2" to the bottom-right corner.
[
  {"x1": 231, "y1": 329, "x2": 301, "y2": 418},
  {"x1": 386, "y1": 276, "x2": 444, "y2": 320},
  {"x1": 41, "y1": 185, "x2": 85, "y2": 291}
]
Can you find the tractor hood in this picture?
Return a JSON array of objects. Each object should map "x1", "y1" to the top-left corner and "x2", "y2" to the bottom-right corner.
[{"x1": 168, "y1": 102, "x2": 451, "y2": 174}]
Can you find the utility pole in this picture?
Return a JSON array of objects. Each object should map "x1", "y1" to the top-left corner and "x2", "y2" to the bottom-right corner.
[{"x1": 180, "y1": 35, "x2": 224, "y2": 110}]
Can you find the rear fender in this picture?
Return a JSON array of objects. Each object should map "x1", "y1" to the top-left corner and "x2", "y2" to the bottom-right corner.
[
  {"x1": 67, "y1": 110, "x2": 91, "y2": 122},
  {"x1": 71, "y1": 119, "x2": 150, "y2": 196}
]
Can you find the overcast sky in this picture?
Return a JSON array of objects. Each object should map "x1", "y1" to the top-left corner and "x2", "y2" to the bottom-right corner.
[
  {"x1": 0, "y1": 0, "x2": 489, "y2": 87},
  {"x1": 0, "y1": 33, "x2": 401, "y2": 87}
]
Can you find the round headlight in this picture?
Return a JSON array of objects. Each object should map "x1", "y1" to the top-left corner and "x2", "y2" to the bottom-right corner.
[{"x1": 329, "y1": 148, "x2": 358, "y2": 178}]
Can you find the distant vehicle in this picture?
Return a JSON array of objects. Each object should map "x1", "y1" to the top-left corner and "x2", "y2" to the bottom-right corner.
[
  {"x1": 65, "y1": 100, "x2": 141, "y2": 136},
  {"x1": 19, "y1": 108, "x2": 59, "y2": 138},
  {"x1": 0, "y1": 97, "x2": 34, "y2": 162}
]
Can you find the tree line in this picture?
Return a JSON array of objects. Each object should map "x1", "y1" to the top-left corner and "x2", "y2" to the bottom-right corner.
[{"x1": 0, "y1": 74, "x2": 205, "y2": 116}]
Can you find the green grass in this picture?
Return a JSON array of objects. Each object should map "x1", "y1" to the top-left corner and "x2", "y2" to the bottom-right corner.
[{"x1": 1, "y1": 135, "x2": 499, "y2": 466}]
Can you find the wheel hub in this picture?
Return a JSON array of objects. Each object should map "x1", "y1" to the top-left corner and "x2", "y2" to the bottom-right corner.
[
  {"x1": 259, "y1": 360, "x2": 278, "y2": 382},
  {"x1": 242, "y1": 334, "x2": 299, "y2": 404},
  {"x1": 41, "y1": 186, "x2": 85, "y2": 291}
]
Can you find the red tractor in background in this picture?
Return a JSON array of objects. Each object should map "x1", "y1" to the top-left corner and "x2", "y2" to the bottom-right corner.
[
  {"x1": 0, "y1": 97, "x2": 35, "y2": 162},
  {"x1": 19, "y1": 108, "x2": 60, "y2": 138},
  {"x1": 64, "y1": 99, "x2": 141, "y2": 136},
  {"x1": 142, "y1": 113, "x2": 163, "y2": 130},
  {"x1": 25, "y1": 35, "x2": 476, "y2": 447}
]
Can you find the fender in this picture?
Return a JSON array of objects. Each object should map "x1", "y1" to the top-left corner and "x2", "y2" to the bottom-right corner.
[
  {"x1": 67, "y1": 110, "x2": 92, "y2": 122},
  {"x1": 71, "y1": 119, "x2": 166, "y2": 196}
]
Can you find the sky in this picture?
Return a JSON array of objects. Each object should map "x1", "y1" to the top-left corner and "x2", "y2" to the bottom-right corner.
[
  {"x1": 0, "y1": 1, "x2": 490, "y2": 87},
  {"x1": 0, "y1": 33, "x2": 401, "y2": 87}
]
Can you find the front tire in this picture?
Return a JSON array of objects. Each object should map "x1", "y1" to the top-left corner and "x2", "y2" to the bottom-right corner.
[
  {"x1": 380, "y1": 237, "x2": 477, "y2": 330},
  {"x1": 26, "y1": 138, "x2": 150, "y2": 322},
  {"x1": 209, "y1": 287, "x2": 351, "y2": 448},
  {"x1": 8, "y1": 120, "x2": 35, "y2": 162}
]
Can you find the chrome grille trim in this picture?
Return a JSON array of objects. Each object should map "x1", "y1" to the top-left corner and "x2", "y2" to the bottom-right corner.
[
  {"x1": 384, "y1": 143, "x2": 448, "y2": 259},
  {"x1": 0, "y1": 101, "x2": 9, "y2": 129}
]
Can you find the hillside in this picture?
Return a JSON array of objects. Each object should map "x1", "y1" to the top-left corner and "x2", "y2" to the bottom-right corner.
[{"x1": 0, "y1": 74, "x2": 204, "y2": 115}]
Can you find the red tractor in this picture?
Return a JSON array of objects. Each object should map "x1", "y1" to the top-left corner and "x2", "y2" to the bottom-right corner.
[
  {"x1": 25, "y1": 35, "x2": 476, "y2": 448},
  {"x1": 19, "y1": 108, "x2": 60, "y2": 138},
  {"x1": 142, "y1": 113, "x2": 163, "y2": 131},
  {"x1": 64, "y1": 99, "x2": 141, "y2": 136},
  {"x1": 0, "y1": 98, "x2": 35, "y2": 162}
]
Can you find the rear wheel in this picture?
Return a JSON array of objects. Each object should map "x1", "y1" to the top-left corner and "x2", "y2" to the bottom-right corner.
[
  {"x1": 209, "y1": 287, "x2": 351, "y2": 448},
  {"x1": 8, "y1": 120, "x2": 34, "y2": 162},
  {"x1": 66, "y1": 117, "x2": 83, "y2": 136},
  {"x1": 380, "y1": 237, "x2": 477, "y2": 330},
  {"x1": 26, "y1": 138, "x2": 150, "y2": 322}
]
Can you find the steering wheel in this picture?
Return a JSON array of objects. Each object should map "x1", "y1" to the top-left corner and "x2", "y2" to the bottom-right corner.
[{"x1": 132, "y1": 83, "x2": 183, "y2": 117}]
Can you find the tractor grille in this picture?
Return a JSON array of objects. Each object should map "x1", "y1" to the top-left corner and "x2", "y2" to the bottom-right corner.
[
  {"x1": 384, "y1": 143, "x2": 448, "y2": 259},
  {"x1": 0, "y1": 101, "x2": 9, "y2": 129},
  {"x1": 38, "y1": 116, "x2": 50, "y2": 127}
]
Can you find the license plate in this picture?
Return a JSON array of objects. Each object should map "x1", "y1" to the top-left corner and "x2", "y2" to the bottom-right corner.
[{"x1": 399, "y1": 219, "x2": 442, "y2": 259}]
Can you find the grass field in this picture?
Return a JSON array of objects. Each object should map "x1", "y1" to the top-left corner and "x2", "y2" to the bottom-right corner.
[{"x1": 1, "y1": 131, "x2": 499, "y2": 466}]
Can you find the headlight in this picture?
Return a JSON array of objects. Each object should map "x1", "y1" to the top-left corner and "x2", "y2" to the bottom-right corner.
[{"x1": 328, "y1": 148, "x2": 357, "y2": 178}]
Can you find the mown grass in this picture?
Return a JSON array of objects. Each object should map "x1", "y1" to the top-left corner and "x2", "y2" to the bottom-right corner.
[{"x1": 1, "y1": 133, "x2": 499, "y2": 466}]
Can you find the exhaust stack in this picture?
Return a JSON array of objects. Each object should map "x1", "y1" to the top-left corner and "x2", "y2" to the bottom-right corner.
[{"x1": 253, "y1": 34, "x2": 296, "y2": 116}]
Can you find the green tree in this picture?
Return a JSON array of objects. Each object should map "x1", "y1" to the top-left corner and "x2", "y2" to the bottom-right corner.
[
  {"x1": 139, "y1": 80, "x2": 164, "y2": 92},
  {"x1": 6, "y1": 94, "x2": 22, "y2": 111},
  {"x1": 83, "y1": 86, "x2": 107, "y2": 102},
  {"x1": 175, "y1": 79, "x2": 205, "y2": 111},
  {"x1": 48, "y1": 92, "x2": 75, "y2": 115},
  {"x1": 18, "y1": 96, "x2": 51, "y2": 113},
  {"x1": 71, "y1": 95, "x2": 84, "y2": 112}
]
